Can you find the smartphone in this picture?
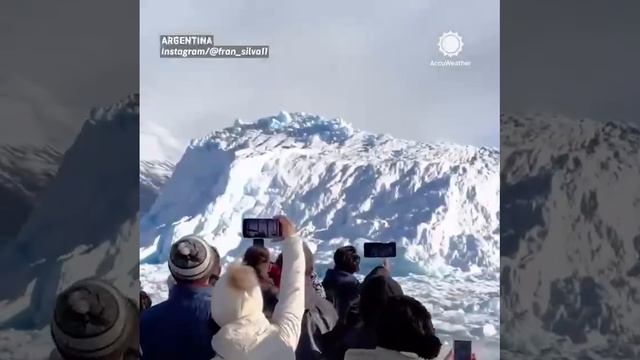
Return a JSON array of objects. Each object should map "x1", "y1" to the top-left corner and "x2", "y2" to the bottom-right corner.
[
  {"x1": 242, "y1": 218, "x2": 282, "y2": 239},
  {"x1": 363, "y1": 242, "x2": 396, "y2": 258},
  {"x1": 453, "y1": 340, "x2": 472, "y2": 360}
]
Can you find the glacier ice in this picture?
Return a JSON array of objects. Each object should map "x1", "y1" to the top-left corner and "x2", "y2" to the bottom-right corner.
[{"x1": 140, "y1": 111, "x2": 500, "y2": 278}]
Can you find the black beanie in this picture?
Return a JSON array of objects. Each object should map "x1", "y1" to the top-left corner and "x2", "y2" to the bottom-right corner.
[
  {"x1": 169, "y1": 235, "x2": 215, "y2": 282},
  {"x1": 51, "y1": 279, "x2": 136, "y2": 359}
]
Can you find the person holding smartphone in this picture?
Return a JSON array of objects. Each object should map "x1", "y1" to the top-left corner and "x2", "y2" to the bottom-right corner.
[
  {"x1": 322, "y1": 245, "x2": 361, "y2": 323},
  {"x1": 140, "y1": 235, "x2": 220, "y2": 360},
  {"x1": 323, "y1": 259, "x2": 402, "y2": 360},
  {"x1": 243, "y1": 245, "x2": 279, "y2": 318},
  {"x1": 209, "y1": 216, "x2": 305, "y2": 360}
]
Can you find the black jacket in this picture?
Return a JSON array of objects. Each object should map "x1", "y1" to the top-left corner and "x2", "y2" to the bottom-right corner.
[
  {"x1": 324, "y1": 266, "x2": 404, "y2": 360},
  {"x1": 296, "y1": 280, "x2": 339, "y2": 360},
  {"x1": 322, "y1": 268, "x2": 360, "y2": 322}
]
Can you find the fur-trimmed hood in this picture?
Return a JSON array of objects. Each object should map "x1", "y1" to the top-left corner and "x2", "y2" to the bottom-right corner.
[{"x1": 211, "y1": 264, "x2": 265, "y2": 328}]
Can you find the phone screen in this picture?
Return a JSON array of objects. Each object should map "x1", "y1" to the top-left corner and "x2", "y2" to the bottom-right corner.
[
  {"x1": 453, "y1": 340, "x2": 472, "y2": 360},
  {"x1": 363, "y1": 242, "x2": 396, "y2": 258},
  {"x1": 242, "y1": 218, "x2": 282, "y2": 239}
]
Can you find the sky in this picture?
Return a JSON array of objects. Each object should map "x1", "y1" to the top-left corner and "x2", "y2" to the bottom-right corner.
[
  {"x1": 2, "y1": 1, "x2": 636, "y2": 152},
  {"x1": 0, "y1": 0, "x2": 139, "y2": 150},
  {"x1": 502, "y1": 1, "x2": 640, "y2": 124},
  {"x1": 141, "y1": 0, "x2": 500, "y2": 148}
]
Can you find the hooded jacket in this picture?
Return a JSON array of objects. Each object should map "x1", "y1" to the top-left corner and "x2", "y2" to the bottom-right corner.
[{"x1": 210, "y1": 235, "x2": 305, "y2": 360}]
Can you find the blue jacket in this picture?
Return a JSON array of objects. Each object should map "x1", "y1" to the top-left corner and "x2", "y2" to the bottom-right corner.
[
  {"x1": 140, "y1": 284, "x2": 217, "y2": 360},
  {"x1": 322, "y1": 268, "x2": 360, "y2": 322}
]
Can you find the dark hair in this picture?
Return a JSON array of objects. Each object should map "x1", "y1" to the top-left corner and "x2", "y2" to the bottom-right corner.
[
  {"x1": 139, "y1": 291, "x2": 152, "y2": 312},
  {"x1": 333, "y1": 245, "x2": 360, "y2": 273},
  {"x1": 360, "y1": 274, "x2": 403, "y2": 327},
  {"x1": 243, "y1": 245, "x2": 270, "y2": 266},
  {"x1": 377, "y1": 295, "x2": 442, "y2": 359},
  {"x1": 274, "y1": 243, "x2": 313, "y2": 276},
  {"x1": 243, "y1": 245, "x2": 270, "y2": 279}
]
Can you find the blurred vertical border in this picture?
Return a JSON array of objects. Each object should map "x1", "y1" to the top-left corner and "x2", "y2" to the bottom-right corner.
[
  {"x1": 501, "y1": 1, "x2": 640, "y2": 359},
  {"x1": 0, "y1": 1, "x2": 139, "y2": 358}
]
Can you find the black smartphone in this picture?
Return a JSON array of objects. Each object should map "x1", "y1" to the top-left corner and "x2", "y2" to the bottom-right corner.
[
  {"x1": 363, "y1": 242, "x2": 396, "y2": 258},
  {"x1": 242, "y1": 218, "x2": 282, "y2": 239},
  {"x1": 453, "y1": 340, "x2": 472, "y2": 360}
]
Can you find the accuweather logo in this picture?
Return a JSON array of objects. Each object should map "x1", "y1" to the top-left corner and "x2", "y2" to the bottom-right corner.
[
  {"x1": 430, "y1": 31, "x2": 471, "y2": 68},
  {"x1": 438, "y1": 31, "x2": 464, "y2": 57}
]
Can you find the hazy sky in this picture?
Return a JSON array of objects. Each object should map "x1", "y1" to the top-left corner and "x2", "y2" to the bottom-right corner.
[
  {"x1": 141, "y1": 0, "x2": 499, "y2": 148},
  {"x1": 502, "y1": 1, "x2": 640, "y2": 125},
  {"x1": 0, "y1": 0, "x2": 138, "y2": 150}
]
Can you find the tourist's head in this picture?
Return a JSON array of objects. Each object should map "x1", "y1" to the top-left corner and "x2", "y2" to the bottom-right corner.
[
  {"x1": 169, "y1": 235, "x2": 219, "y2": 285},
  {"x1": 139, "y1": 290, "x2": 152, "y2": 312},
  {"x1": 334, "y1": 245, "x2": 360, "y2": 273},
  {"x1": 210, "y1": 264, "x2": 264, "y2": 327},
  {"x1": 359, "y1": 274, "x2": 403, "y2": 327},
  {"x1": 243, "y1": 245, "x2": 271, "y2": 279},
  {"x1": 52, "y1": 279, "x2": 139, "y2": 359}
]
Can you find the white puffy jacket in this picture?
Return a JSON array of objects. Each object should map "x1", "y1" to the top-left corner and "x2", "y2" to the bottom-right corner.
[{"x1": 211, "y1": 235, "x2": 305, "y2": 360}]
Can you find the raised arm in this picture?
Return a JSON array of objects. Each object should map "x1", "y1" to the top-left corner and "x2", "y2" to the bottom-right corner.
[{"x1": 271, "y1": 217, "x2": 305, "y2": 349}]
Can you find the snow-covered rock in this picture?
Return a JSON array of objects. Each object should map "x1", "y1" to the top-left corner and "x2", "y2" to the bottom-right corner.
[
  {"x1": 0, "y1": 94, "x2": 140, "y2": 330},
  {"x1": 0, "y1": 146, "x2": 62, "y2": 238},
  {"x1": 501, "y1": 113, "x2": 640, "y2": 359},
  {"x1": 140, "y1": 160, "x2": 175, "y2": 216},
  {"x1": 483, "y1": 324, "x2": 497, "y2": 337}
]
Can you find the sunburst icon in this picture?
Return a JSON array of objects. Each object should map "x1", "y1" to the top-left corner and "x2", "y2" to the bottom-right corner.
[{"x1": 438, "y1": 31, "x2": 464, "y2": 57}]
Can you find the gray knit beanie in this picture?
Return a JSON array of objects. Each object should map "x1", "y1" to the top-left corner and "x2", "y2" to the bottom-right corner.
[
  {"x1": 168, "y1": 235, "x2": 215, "y2": 282},
  {"x1": 51, "y1": 279, "x2": 137, "y2": 359}
]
